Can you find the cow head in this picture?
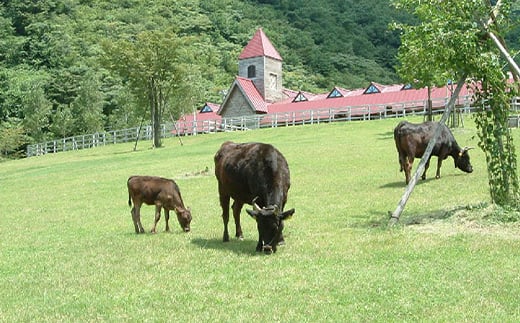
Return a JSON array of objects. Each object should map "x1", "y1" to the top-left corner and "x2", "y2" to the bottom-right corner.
[
  {"x1": 455, "y1": 146, "x2": 473, "y2": 174},
  {"x1": 246, "y1": 202, "x2": 295, "y2": 254},
  {"x1": 175, "y1": 206, "x2": 192, "y2": 232}
]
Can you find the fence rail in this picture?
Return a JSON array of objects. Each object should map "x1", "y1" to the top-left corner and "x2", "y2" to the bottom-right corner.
[{"x1": 27, "y1": 96, "x2": 475, "y2": 157}]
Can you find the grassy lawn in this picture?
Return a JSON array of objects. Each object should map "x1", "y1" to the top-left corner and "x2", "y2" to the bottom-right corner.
[{"x1": 2, "y1": 116, "x2": 520, "y2": 322}]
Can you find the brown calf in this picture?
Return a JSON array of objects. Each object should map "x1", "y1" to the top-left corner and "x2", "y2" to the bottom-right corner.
[{"x1": 127, "y1": 176, "x2": 192, "y2": 233}]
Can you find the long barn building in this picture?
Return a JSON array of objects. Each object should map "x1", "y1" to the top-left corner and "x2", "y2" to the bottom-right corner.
[{"x1": 175, "y1": 28, "x2": 473, "y2": 135}]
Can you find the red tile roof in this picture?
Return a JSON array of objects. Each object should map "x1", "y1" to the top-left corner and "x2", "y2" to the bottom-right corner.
[
  {"x1": 217, "y1": 76, "x2": 268, "y2": 115},
  {"x1": 236, "y1": 77, "x2": 268, "y2": 113},
  {"x1": 267, "y1": 83, "x2": 473, "y2": 114},
  {"x1": 238, "y1": 28, "x2": 283, "y2": 61}
]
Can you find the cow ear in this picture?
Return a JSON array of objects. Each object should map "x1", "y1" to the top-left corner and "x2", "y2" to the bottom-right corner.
[
  {"x1": 280, "y1": 208, "x2": 295, "y2": 220},
  {"x1": 246, "y1": 209, "x2": 257, "y2": 220}
]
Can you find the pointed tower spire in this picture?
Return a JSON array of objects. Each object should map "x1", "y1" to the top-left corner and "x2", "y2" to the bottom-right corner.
[
  {"x1": 239, "y1": 28, "x2": 283, "y2": 61},
  {"x1": 238, "y1": 28, "x2": 283, "y2": 103}
]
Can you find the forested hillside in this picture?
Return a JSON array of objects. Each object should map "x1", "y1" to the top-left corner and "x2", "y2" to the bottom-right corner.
[{"x1": 0, "y1": 0, "x2": 517, "y2": 157}]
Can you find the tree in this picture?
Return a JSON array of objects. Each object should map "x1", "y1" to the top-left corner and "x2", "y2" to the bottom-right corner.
[
  {"x1": 0, "y1": 121, "x2": 26, "y2": 159},
  {"x1": 101, "y1": 29, "x2": 197, "y2": 148},
  {"x1": 1, "y1": 66, "x2": 52, "y2": 143},
  {"x1": 393, "y1": 0, "x2": 519, "y2": 207}
]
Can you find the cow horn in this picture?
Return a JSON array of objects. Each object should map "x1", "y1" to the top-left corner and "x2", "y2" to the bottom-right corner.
[{"x1": 252, "y1": 197, "x2": 261, "y2": 211}]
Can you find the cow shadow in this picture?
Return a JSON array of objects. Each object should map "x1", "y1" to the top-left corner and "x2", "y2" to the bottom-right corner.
[
  {"x1": 377, "y1": 130, "x2": 394, "y2": 140},
  {"x1": 191, "y1": 237, "x2": 259, "y2": 256},
  {"x1": 380, "y1": 177, "x2": 435, "y2": 189}
]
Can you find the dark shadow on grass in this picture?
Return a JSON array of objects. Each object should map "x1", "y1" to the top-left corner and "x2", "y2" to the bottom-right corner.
[
  {"x1": 355, "y1": 205, "x2": 466, "y2": 229},
  {"x1": 379, "y1": 177, "x2": 434, "y2": 189},
  {"x1": 191, "y1": 237, "x2": 260, "y2": 256},
  {"x1": 377, "y1": 130, "x2": 395, "y2": 140}
]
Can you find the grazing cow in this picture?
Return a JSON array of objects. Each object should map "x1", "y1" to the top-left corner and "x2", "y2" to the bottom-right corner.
[
  {"x1": 127, "y1": 176, "x2": 192, "y2": 233},
  {"x1": 214, "y1": 141, "x2": 295, "y2": 254},
  {"x1": 394, "y1": 121, "x2": 473, "y2": 184}
]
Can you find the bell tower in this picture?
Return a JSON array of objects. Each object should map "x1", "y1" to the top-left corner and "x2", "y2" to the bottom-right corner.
[{"x1": 237, "y1": 28, "x2": 283, "y2": 103}]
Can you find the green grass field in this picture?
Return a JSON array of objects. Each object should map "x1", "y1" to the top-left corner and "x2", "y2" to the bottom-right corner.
[{"x1": 2, "y1": 116, "x2": 520, "y2": 322}]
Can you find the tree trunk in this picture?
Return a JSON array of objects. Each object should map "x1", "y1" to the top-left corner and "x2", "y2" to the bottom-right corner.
[{"x1": 148, "y1": 77, "x2": 162, "y2": 148}]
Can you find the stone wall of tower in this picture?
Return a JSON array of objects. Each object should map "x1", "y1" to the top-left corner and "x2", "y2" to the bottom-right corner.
[{"x1": 238, "y1": 56, "x2": 283, "y2": 103}]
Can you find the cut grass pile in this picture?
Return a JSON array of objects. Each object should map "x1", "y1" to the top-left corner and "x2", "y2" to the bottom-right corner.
[{"x1": 1, "y1": 116, "x2": 520, "y2": 321}]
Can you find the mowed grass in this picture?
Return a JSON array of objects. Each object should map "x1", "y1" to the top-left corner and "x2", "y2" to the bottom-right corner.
[{"x1": 2, "y1": 116, "x2": 520, "y2": 322}]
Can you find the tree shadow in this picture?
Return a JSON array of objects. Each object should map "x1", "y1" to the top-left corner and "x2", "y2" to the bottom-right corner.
[
  {"x1": 358, "y1": 205, "x2": 465, "y2": 229},
  {"x1": 191, "y1": 237, "x2": 259, "y2": 256}
]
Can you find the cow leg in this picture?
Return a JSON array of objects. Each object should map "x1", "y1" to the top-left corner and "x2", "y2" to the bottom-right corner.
[
  {"x1": 231, "y1": 201, "x2": 244, "y2": 240},
  {"x1": 132, "y1": 204, "x2": 145, "y2": 234},
  {"x1": 131, "y1": 207, "x2": 139, "y2": 233},
  {"x1": 164, "y1": 209, "x2": 170, "y2": 232},
  {"x1": 404, "y1": 156, "x2": 414, "y2": 184},
  {"x1": 435, "y1": 157, "x2": 443, "y2": 179},
  {"x1": 277, "y1": 220, "x2": 286, "y2": 246},
  {"x1": 151, "y1": 205, "x2": 161, "y2": 234},
  {"x1": 220, "y1": 194, "x2": 231, "y2": 242},
  {"x1": 422, "y1": 158, "x2": 431, "y2": 180},
  {"x1": 398, "y1": 153, "x2": 405, "y2": 172}
]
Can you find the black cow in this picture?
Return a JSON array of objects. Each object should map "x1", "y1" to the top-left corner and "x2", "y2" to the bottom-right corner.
[
  {"x1": 214, "y1": 141, "x2": 295, "y2": 254},
  {"x1": 127, "y1": 175, "x2": 192, "y2": 233},
  {"x1": 394, "y1": 121, "x2": 473, "y2": 184}
]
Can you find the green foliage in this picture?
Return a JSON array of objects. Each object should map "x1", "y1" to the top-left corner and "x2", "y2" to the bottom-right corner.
[
  {"x1": 0, "y1": 121, "x2": 26, "y2": 159},
  {"x1": 0, "y1": 66, "x2": 52, "y2": 142},
  {"x1": 393, "y1": 0, "x2": 520, "y2": 207},
  {"x1": 473, "y1": 64, "x2": 519, "y2": 206}
]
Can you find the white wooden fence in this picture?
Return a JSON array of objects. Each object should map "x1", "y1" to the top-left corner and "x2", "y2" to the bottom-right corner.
[{"x1": 26, "y1": 96, "x2": 474, "y2": 157}]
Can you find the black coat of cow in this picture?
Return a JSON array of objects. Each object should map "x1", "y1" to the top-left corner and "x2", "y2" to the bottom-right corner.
[
  {"x1": 127, "y1": 175, "x2": 192, "y2": 233},
  {"x1": 394, "y1": 121, "x2": 473, "y2": 184},
  {"x1": 214, "y1": 141, "x2": 295, "y2": 253}
]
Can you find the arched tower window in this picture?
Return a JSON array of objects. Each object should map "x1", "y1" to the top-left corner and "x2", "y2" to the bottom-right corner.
[{"x1": 248, "y1": 65, "x2": 256, "y2": 78}]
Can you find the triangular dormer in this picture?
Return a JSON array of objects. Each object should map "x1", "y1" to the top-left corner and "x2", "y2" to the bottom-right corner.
[
  {"x1": 238, "y1": 28, "x2": 283, "y2": 103},
  {"x1": 200, "y1": 104, "x2": 213, "y2": 113},
  {"x1": 401, "y1": 83, "x2": 413, "y2": 90},
  {"x1": 364, "y1": 83, "x2": 381, "y2": 94},
  {"x1": 293, "y1": 91, "x2": 308, "y2": 102},
  {"x1": 327, "y1": 87, "x2": 343, "y2": 98}
]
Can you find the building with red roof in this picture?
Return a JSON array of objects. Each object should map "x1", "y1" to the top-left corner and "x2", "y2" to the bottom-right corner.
[{"x1": 175, "y1": 28, "x2": 474, "y2": 134}]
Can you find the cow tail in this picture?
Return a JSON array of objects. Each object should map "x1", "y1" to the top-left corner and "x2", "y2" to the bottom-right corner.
[{"x1": 128, "y1": 194, "x2": 132, "y2": 207}]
